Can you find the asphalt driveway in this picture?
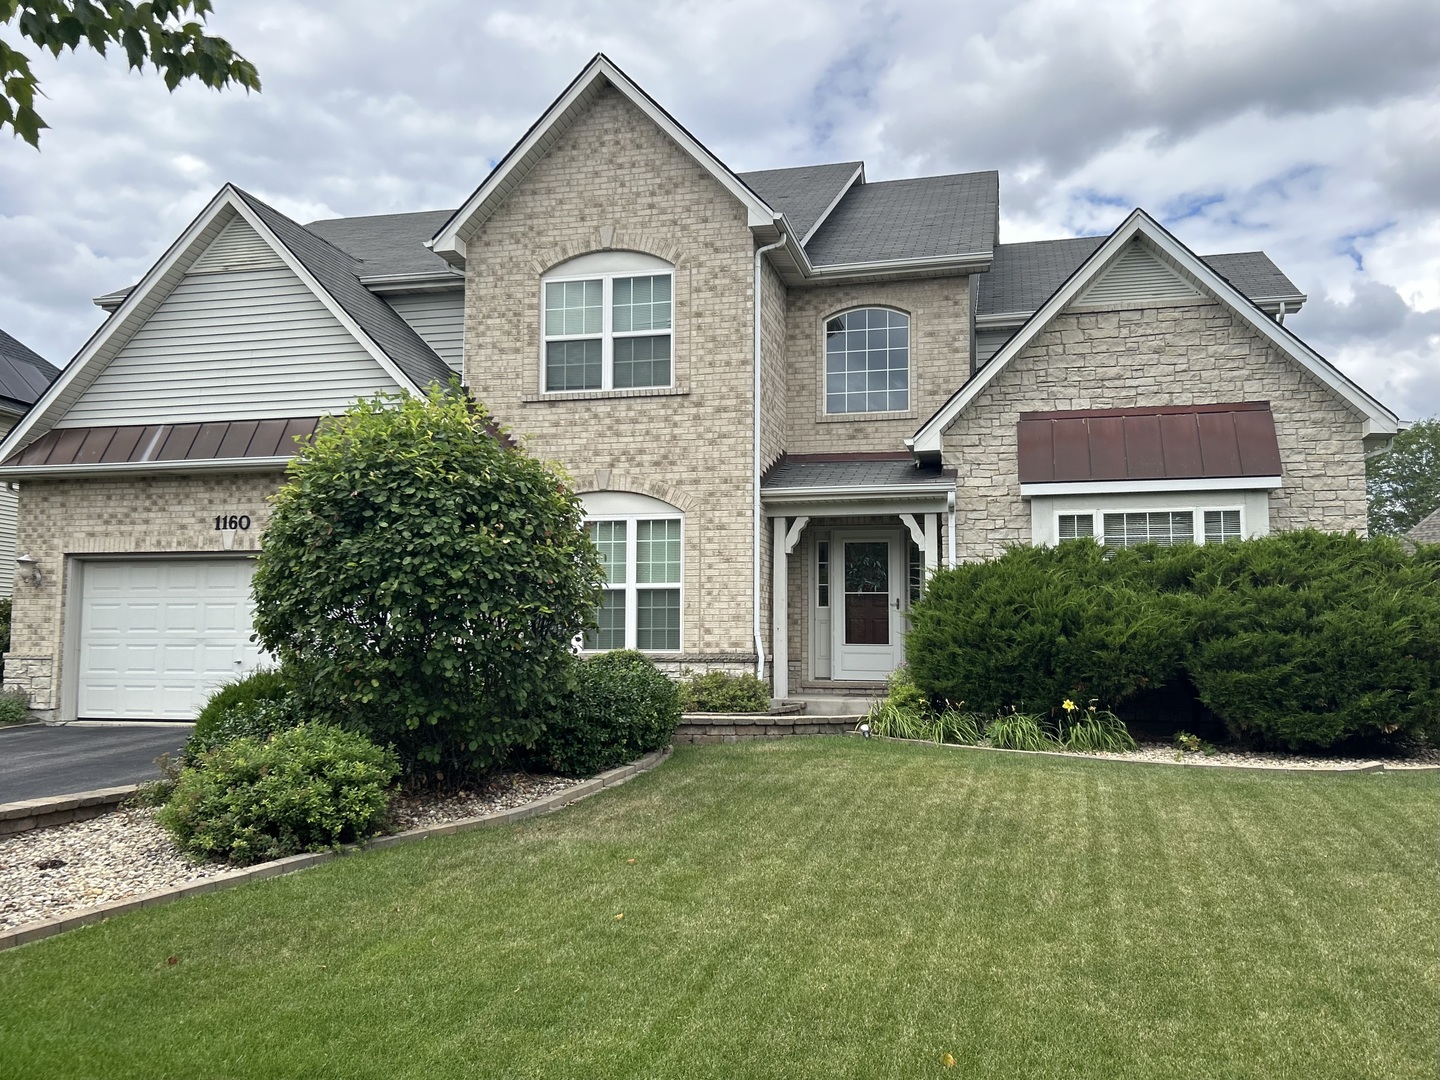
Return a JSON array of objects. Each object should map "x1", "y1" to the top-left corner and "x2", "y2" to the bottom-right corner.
[{"x1": 0, "y1": 724, "x2": 190, "y2": 804}]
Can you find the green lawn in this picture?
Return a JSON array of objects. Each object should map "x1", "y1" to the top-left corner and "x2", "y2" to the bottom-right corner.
[{"x1": 2, "y1": 740, "x2": 1436, "y2": 1079}]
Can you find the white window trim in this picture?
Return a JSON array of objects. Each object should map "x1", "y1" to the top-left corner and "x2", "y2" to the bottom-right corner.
[
  {"x1": 581, "y1": 511, "x2": 684, "y2": 654},
  {"x1": 1054, "y1": 505, "x2": 1247, "y2": 547},
  {"x1": 540, "y1": 269, "x2": 675, "y2": 394},
  {"x1": 822, "y1": 305, "x2": 912, "y2": 417}
]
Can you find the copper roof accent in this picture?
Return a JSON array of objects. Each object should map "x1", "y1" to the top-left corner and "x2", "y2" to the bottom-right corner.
[
  {"x1": 1016, "y1": 402, "x2": 1282, "y2": 484},
  {"x1": 2, "y1": 418, "x2": 320, "y2": 469}
]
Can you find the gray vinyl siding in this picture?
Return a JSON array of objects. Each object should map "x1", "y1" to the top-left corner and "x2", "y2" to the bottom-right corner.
[
  {"x1": 385, "y1": 291, "x2": 464, "y2": 373},
  {"x1": 55, "y1": 266, "x2": 401, "y2": 428},
  {"x1": 975, "y1": 328, "x2": 1014, "y2": 367},
  {"x1": 0, "y1": 483, "x2": 15, "y2": 600},
  {"x1": 1076, "y1": 241, "x2": 1200, "y2": 309}
]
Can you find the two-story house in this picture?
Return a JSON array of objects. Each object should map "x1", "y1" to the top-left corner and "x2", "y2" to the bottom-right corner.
[{"x1": 0, "y1": 55, "x2": 1399, "y2": 721}]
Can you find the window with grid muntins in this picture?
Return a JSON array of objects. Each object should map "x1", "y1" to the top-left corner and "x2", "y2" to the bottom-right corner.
[
  {"x1": 1058, "y1": 514, "x2": 1095, "y2": 541},
  {"x1": 825, "y1": 308, "x2": 910, "y2": 414},
  {"x1": 583, "y1": 517, "x2": 681, "y2": 652},
  {"x1": 544, "y1": 272, "x2": 672, "y2": 392},
  {"x1": 907, "y1": 541, "x2": 924, "y2": 604},
  {"x1": 816, "y1": 541, "x2": 830, "y2": 608},
  {"x1": 1203, "y1": 509, "x2": 1242, "y2": 543},
  {"x1": 1102, "y1": 511, "x2": 1195, "y2": 548}
]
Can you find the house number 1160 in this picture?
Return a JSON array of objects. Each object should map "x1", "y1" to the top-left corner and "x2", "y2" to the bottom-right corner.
[{"x1": 214, "y1": 514, "x2": 252, "y2": 530}]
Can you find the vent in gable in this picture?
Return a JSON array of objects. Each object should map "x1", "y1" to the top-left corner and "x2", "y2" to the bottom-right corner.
[
  {"x1": 1076, "y1": 240, "x2": 1201, "y2": 309},
  {"x1": 189, "y1": 217, "x2": 285, "y2": 275}
]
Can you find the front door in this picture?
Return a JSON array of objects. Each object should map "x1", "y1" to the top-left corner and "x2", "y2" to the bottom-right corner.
[{"x1": 832, "y1": 531, "x2": 906, "y2": 681}]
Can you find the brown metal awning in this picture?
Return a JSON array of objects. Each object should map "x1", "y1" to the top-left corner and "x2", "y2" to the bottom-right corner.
[
  {"x1": 3, "y1": 418, "x2": 320, "y2": 469},
  {"x1": 1016, "y1": 402, "x2": 1282, "y2": 484}
]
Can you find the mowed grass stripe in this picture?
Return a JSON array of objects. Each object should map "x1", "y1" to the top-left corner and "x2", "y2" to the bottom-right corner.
[{"x1": 0, "y1": 740, "x2": 1434, "y2": 1080}]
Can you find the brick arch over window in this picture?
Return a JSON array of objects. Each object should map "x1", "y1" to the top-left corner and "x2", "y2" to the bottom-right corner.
[
  {"x1": 531, "y1": 232, "x2": 686, "y2": 277},
  {"x1": 576, "y1": 471, "x2": 698, "y2": 514}
]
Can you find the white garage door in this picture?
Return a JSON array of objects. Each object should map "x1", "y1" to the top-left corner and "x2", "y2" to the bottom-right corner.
[{"x1": 77, "y1": 558, "x2": 265, "y2": 720}]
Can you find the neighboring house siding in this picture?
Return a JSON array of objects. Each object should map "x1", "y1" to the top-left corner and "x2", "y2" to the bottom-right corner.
[
  {"x1": 386, "y1": 291, "x2": 464, "y2": 374},
  {"x1": 462, "y1": 84, "x2": 760, "y2": 665},
  {"x1": 2, "y1": 472, "x2": 283, "y2": 715},
  {"x1": 941, "y1": 303, "x2": 1369, "y2": 560},
  {"x1": 0, "y1": 416, "x2": 14, "y2": 600},
  {"x1": 783, "y1": 276, "x2": 972, "y2": 453},
  {"x1": 54, "y1": 267, "x2": 399, "y2": 428}
]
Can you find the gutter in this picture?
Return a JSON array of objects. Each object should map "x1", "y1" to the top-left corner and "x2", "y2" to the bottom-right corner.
[
  {"x1": 761, "y1": 482, "x2": 956, "y2": 501},
  {"x1": 753, "y1": 230, "x2": 787, "y2": 686}
]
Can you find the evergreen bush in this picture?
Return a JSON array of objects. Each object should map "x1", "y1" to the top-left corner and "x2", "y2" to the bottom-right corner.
[
  {"x1": 187, "y1": 669, "x2": 292, "y2": 759},
  {"x1": 678, "y1": 670, "x2": 771, "y2": 713}
]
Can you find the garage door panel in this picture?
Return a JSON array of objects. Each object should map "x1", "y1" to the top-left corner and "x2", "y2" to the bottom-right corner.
[{"x1": 77, "y1": 558, "x2": 263, "y2": 720}]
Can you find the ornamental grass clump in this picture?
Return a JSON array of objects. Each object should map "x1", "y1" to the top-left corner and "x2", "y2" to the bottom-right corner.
[
  {"x1": 159, "y1": 724, "x2": 399, "y2": 865},
  {"x1": 250, "y1": 386, "x2": 603, "y2": 779}
]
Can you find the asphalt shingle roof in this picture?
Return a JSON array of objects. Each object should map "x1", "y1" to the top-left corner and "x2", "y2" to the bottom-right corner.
[
  {"x1": 304, "y1": 209, "x2": 459, "y2": 279},
  {"x1": 737, "y1": 162, "x2": 861, "y2": 242},
  {"x1": 976, "y1": 237, "x2": 1306, "y2": 317},
  {"x1": 803, "y1": 171, "x2": 999, "y2": 268},
  {"x1": 0, "y1": 328, "x2": 60, "y2": 411},
  {"x1": 763, "y1": 456, "x2": 953, "y2": 491},
  {"x1": 1408, "y1": 506, "x2": 1440, "y2": 545},
  {"x1": 234, "y1": 189, "x2": 455, "y2": 391}
]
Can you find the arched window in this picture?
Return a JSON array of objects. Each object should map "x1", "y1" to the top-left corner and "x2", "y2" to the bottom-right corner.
[
  {"x1": 580, "y1": 491, "x2": 682, "y2": 653},
  {"x1": 542, "y1": 252, "x2": 674, "y2": 392},
  {"x1": 824, "y1": 307, "x2": 910, "y2": 414}
]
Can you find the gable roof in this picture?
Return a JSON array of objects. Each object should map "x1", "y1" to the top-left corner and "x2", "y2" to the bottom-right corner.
[
  {"x1": 305, "y1": 209, "x2": 461, "y2": 282},
  {"x1": 910, "y1": 208, "x2": 1399, "y2": 455},
  {"x1": 738, "y1": 162, "x2": 863, "y2": 245},
  {"x1": 976, "y1": 237, "x2": 1306, "y2": 319},
  {"x1": 430, "y1": 54, "x2": 780, "y2": 268},
  {"x1": 0, "y1": 186, "x2": 452, "y2": 463},
  {"x1": 803, "y1": 171, "x2": 999, "y2": 269},
  {"x1": 0, "y1": 328, "x2": 60, "y2": 414}
]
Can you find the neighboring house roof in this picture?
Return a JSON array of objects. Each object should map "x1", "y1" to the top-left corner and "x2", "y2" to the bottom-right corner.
[
  {"x1": 762, "y1": 453, "x2": 955, "y2": 495},
  {"x1": 304, "y1": 209, "x2": 460, "y2": 282},
  {"x1": 1016, "y1": 403, "x2": 1283, "y2": 487},
  {"x1": 1407, "y1": 507, "x2": 1440, "y2": 545},
  {"x1": 976, "y1": 238, "x2": 1305, "y2": 318},
  {"x1": 0, "y1": 328, "x2": 60, "y2": 413},
  {"x1": 3, "y1": 418, "x2": 318, "y2": 473},
  {"x1": 803, "y1": 171, "x2": 999, "y2": 269},
  {"x1": 738, "y1": 162, "x2": 863, "y2": 245},
  {"x1": 911, "y1": 208, "x2": 1400, "y2": 455}
]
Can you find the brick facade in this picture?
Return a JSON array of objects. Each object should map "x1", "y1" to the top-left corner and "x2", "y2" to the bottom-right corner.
[
  {"x1": 941, "y1": 302, "x2": 1369, "y2": 560},
  {"x1": 3, "y1": 472, "x2": 281, "y2": 715}
]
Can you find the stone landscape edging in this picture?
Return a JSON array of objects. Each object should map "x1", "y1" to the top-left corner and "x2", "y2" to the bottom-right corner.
[
  {"x1": 0, "y1": 747, "x2": 672, "y2": 953},
  {"x1": 0, "y1": 785, "x2": 141, "y2": 836},
  {"x1": 845, "y1": 730, "x2": 1440, "y2": 773}
]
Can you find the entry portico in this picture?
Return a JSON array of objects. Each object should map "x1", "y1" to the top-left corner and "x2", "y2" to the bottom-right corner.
[{"x1": 762, "y1": 454, "x2": 954, "y2": 699}]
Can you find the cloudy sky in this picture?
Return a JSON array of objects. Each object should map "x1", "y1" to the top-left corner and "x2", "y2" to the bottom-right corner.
[{"x1": 2, "y1": 0, "x2": 1437, "y2": 418}]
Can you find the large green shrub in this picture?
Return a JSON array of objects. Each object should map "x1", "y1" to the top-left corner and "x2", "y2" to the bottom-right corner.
[
  {"x1": 906, "y1": 531, "x2": 1440, "y2": 751},
  {"x1": 159, "y1": 723, "x2": 398, "y2": 865},
  {"x1": 528, "y1": 651, "x2": 679, "y2": 777},
  {"x1": 678, "y1": 670, "x2": 771, "y2": 713},
  {"x1": 187, "y1": 668, "x2": 292, "y2": 759},
  {"x1": 250, "y1": 388, "x2": 603, "y2": 777}
]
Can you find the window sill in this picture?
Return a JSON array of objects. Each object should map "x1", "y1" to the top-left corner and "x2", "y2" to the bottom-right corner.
[
  {"x1": 523, "y1": 386, "x2": 690, "y2": 404},
  {"x1": 815, "y1": 408, "x2": 919, "y2": 423}
]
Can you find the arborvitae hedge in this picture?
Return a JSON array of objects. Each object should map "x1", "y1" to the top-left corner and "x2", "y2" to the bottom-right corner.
[{"x1": 907, "y1": 531, "x2": 1440, "y2": 751}]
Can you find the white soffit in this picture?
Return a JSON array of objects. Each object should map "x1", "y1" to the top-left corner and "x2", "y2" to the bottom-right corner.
[
  {"x1": 908, "y1": 210, "x2": 1400, "y2": 455},
  {"x1": 429, "y1": 54, "x2": 779, "y2": 266},
  {"x1": 0, "y1": 186, "x2": 422, "y2": 462},
  {"x1": 1020, "y1": 476, "x2": 1284, "y2": 497}
]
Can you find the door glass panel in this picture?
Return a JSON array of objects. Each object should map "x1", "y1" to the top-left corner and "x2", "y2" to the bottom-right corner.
[{"x1": 843, "y1": 541, "x2": 890, "y2": 645}]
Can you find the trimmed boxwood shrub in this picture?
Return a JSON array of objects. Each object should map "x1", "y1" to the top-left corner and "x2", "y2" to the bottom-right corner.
[
  {"x1": 159, "y1": 723, "x2": 398, "y2": 865},
  {"x1": 679, "y1": 670, "x2": 771, "y2": 713},
  {"x1": 906, "y1": 531, "x2": 1440, "y2": 751},
  {"x1": 528, "y1": 651, "x2": 680, "y2": 777}
]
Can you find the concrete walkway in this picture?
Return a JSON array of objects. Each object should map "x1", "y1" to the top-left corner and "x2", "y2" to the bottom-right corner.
[{"x1": 0, "y1": 724, "x2": 190, "y2": 803}]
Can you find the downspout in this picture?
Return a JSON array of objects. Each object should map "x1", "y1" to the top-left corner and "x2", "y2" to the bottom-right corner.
[
  {"x1": 754, "y1": 229, "x2": 788, "y2": 683},
  {"x1": 946, "y1": 489, "x2": 957, "y2": 569}
]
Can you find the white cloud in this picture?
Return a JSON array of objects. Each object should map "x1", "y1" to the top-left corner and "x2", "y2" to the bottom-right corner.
[{"x1": 0, "y1": 0, "x2": 1436, "y2": 418}]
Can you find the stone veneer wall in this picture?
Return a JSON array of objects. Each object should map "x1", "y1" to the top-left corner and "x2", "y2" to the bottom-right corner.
[
  {"x1": 461, "y1": 84, "x2": 763, "y2": 669},
  {"x1": 783, "y1": 276, "x2": 971, "y2": 454},
  {"x1": 3, "y1": 472, "x2": 282, "y2": 715},
  {"x1": 942, "y1": 303, "x2": 1369, "y2": 560}
]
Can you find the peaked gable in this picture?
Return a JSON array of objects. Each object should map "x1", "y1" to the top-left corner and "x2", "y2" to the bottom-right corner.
[{"x1": 910, "y1": 210, "x2": 1399, "y2": 454}]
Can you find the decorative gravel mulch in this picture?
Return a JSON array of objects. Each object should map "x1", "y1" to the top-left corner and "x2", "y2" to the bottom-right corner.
[
  {"x1": 0, "y1": 771, "x2": 581, "y2": 933},
  {"x1": 1064, "y1": 741, "x2": 1440, "y2": 770}
]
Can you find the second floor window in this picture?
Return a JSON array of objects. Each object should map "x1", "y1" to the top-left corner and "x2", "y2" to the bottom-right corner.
[
  {"x1": 825, "y1": 307, "x2": 910, "y2": 414},
  {"x1": 542, "y1": 254, "x2": 673, "y2": 392}
]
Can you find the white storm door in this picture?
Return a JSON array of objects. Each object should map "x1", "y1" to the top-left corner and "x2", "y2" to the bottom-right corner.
[
  {"x1": 77, "y1": 558, "x2": 264, "y2": 720},
  {"x1": 831, "y1": 532, "x2": 906, "y2": 681}
]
